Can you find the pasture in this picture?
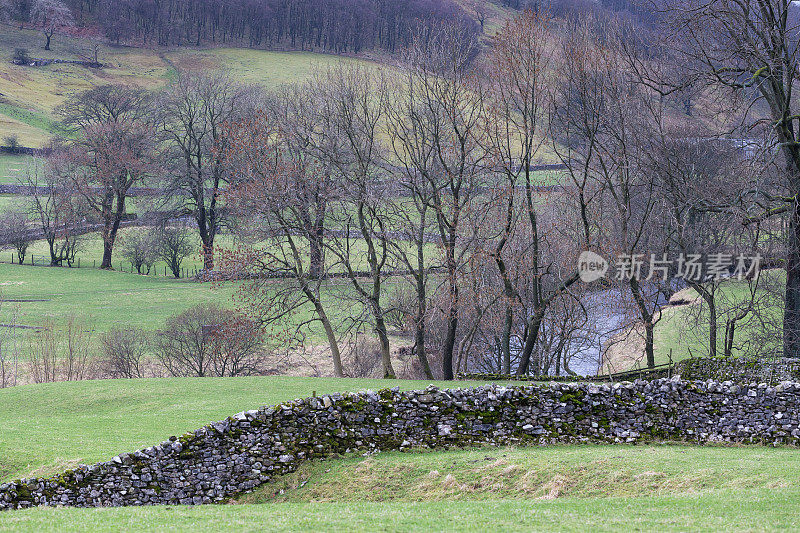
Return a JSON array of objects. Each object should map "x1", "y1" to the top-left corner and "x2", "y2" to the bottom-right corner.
[
  {"x1": 0, "y1": 24, "x2": 378, "y2": 148},
  {"x1": 0, "y1": 377, "x2": 798, "y2": 531}
]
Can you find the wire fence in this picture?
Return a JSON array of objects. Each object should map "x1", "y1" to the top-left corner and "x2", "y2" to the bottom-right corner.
[
  {"x1": 0, "y1": 252, "x2": 202, "y2": 279},
  {"x1": 0, "y1": 252, "x2": 446, "y2": 281}
]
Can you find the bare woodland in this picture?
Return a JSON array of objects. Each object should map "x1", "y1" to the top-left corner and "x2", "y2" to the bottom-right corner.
[{"x1": 2, "y1": 2, "x2": 800, "y2": 383}]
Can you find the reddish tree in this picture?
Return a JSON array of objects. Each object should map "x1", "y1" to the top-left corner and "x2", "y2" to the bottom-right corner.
[{"x1": 30, "y1": 0, "x2": 73, "y2": 50}]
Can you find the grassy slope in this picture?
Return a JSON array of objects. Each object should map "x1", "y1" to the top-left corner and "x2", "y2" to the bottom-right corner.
[
  {"x1": 0, "y1": 24, "x2": 376, "y2": 147},
  {"x1": 0, "y1": 154, "x2": 34, "y2": 185},
  {"x1": 246, "y1": 444, "x2": 798, "y2": 503},
  {"x1": 0, "y1": 376, "x2": 799, "y2": 531},
  {"x1": 0, "y1": 263, "x2": 240, "y2": 332},
  {"x1": 0, "y1": 377, "x2": 495, "y2": 482},
  {"x1": 1, "y1": 491, "x2": 798, "y2": 532}
]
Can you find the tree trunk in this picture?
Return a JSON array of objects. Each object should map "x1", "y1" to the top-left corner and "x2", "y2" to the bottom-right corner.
[
  {"x1": 785, "y1": 198, "x2": 800, "y2": 358},
  {"x1": 441, "y1": 234, "x2": 459, "y2": 380},
  {"x1": 201, "y1": 237, "x2": 214, "y2": 271},
  {"x1": 309, "y1": 234, "x2": 324, "y2": 280},
  {"x1": 414, "y1": 317, "x2": 433, "y2": 379},
  {"x1": 684, "y1": 277, "x2": 717, "y2": 357},
  {"x1": 101, "y1": 239, "x2": 114, "y2": 270},
  {"x1": 301, "y1": 281, "x2": 343, "y2": 377},
  {"x1": 442, "y1": 305, "x2": 457, "y2": 380},
  {"x1": 375, "y1": 315, "x2": 395, "y2": 379},
  {"x1": 517, "y1": 309, "x2": 545, "y2": 375},
  {"x1": 629, "y1": 277, "x2": 656, "y2": 368},
  {"x1": 44, "y1": 32, "x2": 52, "y2": 50},
  {"x1": 412, "y1": 219, "x2": 433, "y2": 378},
  {"x1": 100, "y1": 194, "x2": 126, "y2": 270},
  {"x1": 501, "y1": 304, "x2": 512, "y2": 374},
  {"x1": 318, "y1": 305, "x2": 344, "y2": 377},
  {"x1": 644, "y1": 320, "x2": 655, "y2": 369}
]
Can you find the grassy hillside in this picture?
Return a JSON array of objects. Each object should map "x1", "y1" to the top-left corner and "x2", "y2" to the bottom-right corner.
[
  {"x1": 0, "y1": 376, "x2": 497, "y2": 482},
  {"x1": 2, "y1": 490, "x2": 799, "y2": 532},
  {"x1": 245, "y1": 444, "x2": 800, "y2": 503},
  {"x1": 0, "y1": 377, "x2": 799, "y2": 531},
  {"x1": 0, "y1": 263, "x2": 241, "y2": 333},
  {"x1": 0, "y1": 24, "x2": 376, "y2": 147}
]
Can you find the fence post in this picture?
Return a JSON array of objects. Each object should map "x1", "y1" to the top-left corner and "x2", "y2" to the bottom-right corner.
[{"x1": 668, "y1": 349, "x2": 673, "y2": 378}]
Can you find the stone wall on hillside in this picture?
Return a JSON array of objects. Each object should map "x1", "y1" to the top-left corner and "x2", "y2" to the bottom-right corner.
[
  {"x1": 2, "y1": 378, "x2": 800, "y2": 511},
  {"x1": 675, "y1": 358, "x2": 800, "y2": 384}
]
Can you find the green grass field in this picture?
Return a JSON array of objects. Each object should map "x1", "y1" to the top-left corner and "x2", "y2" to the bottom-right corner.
[
  {"x1": 0, "y1": 154, "x2": 34, "y2": 185},
  {"x1": 0, "y1": 262, "x2": 240, "y2": 333},
  {"x1": 0, "y1": 376, "x2": 494, "y2": 482},
  {"x1": 0, "y1": 377, "x2": 798, "y2": 532},
  {"x1": 11, "y1": 226, "x2": 442, "y2": 276},
  {"x1": 0, "y1": 24, "x2": 378, "y2": 148},
  {"x1": 0, "y1": 261, "x2": 416, "y2": 355},
  {"x1": 649, "y1": 272, "x2": 784, "y2": 370},
  {"x1": 2, "y1": 491, "x2": 798, "y2": 532}
]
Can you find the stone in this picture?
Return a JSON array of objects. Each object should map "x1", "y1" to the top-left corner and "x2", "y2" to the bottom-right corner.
[{"x1": 3, "y1": 378, "x2": 800, "y2": 512}]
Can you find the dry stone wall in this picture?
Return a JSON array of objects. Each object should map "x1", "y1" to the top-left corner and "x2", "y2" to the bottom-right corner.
[{"x1": 3, "y1": 378, "x2": 800, "y2": 511}]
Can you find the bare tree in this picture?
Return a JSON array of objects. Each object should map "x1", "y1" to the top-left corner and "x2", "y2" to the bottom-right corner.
[
  {"x1": 100, "y1": 326, "x2": 149, "y2": 378},
  {"x1": 390, "y1": 25, "x2": 486, "y2": 379},
  {"x1": 62, "y1": 314, "x2": 93, "y2": 381},
  {"x1": 30, "y1": 0, "x2": 73, "y2": 50},
  {"x1": 158, "y1": 73, "x2": 257, "y2": 271},
  {"x1": 27, "y1": 315, "x2": 93, "y2": 383},
  {"x1": 155, "y1": 304, "x2": 266, "y2": 377},
  {"x1": 156, "y1": 224, "x2": 196, "y2": 278},
  {"x1": 478, "y1": 10, "x2": 591, "y2": 375},
  {"x1": 23, "y1": 157, "x2": 86, "y2": 267},
  {"x1": 313, "y1": 65, "x2": 398, "y2": 379},
  {"x1": 0, "y1": 297, "x2": 21, "y2": 388},
  {"x1": 0, "y1": 209, "x2": 33, "y2": 264},
  {"x1": 59, "y1": 85, "x2": 156, "y2": 269},
  {"x1": 658, "y1": 1, "x2": 800, "y2": 358},
  {"x1": 224, "y1": 86, "x2": 346, "y2": 377}
]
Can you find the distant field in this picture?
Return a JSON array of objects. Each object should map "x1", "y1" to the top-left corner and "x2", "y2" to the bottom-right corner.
[
  {"x1": 0, "y1": 263, "x2": 240, "y2": 332},
  {"x1": 0, "y1": 153, "x2": 34, "y2": 185},
  {"x1": 8, "y1": 225, "x2": 442, "y2": 276},
  {"x1": 0, "y1": 24, "x2": 379, "y2": 147},
  {"x1": 0, "y1": 261, "x2": 416, "y2": 348}
]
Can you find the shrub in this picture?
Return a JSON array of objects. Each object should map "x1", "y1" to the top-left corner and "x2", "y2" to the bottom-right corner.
[
  {"x1": 120, "y1": 229, "x2": 159, "y2": 274},
  {"x1": 2, "y1": 134, "x2": 20, "y2": 152},
  {"x1": 27, "y1": 315, "x2": 95, "y2": 383},
  {"x1": 156, "y1": 225, "x2": 195, "y2": 278},
  {"x1": 100, "y1": 327, "x2": 149, "y2": 379},
  {"x1": 12, "y1": 48, "x2": 29, "y2": 65},
  {"x1": 155, "y1": 303, "x2": 266, "y2": 377}
]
